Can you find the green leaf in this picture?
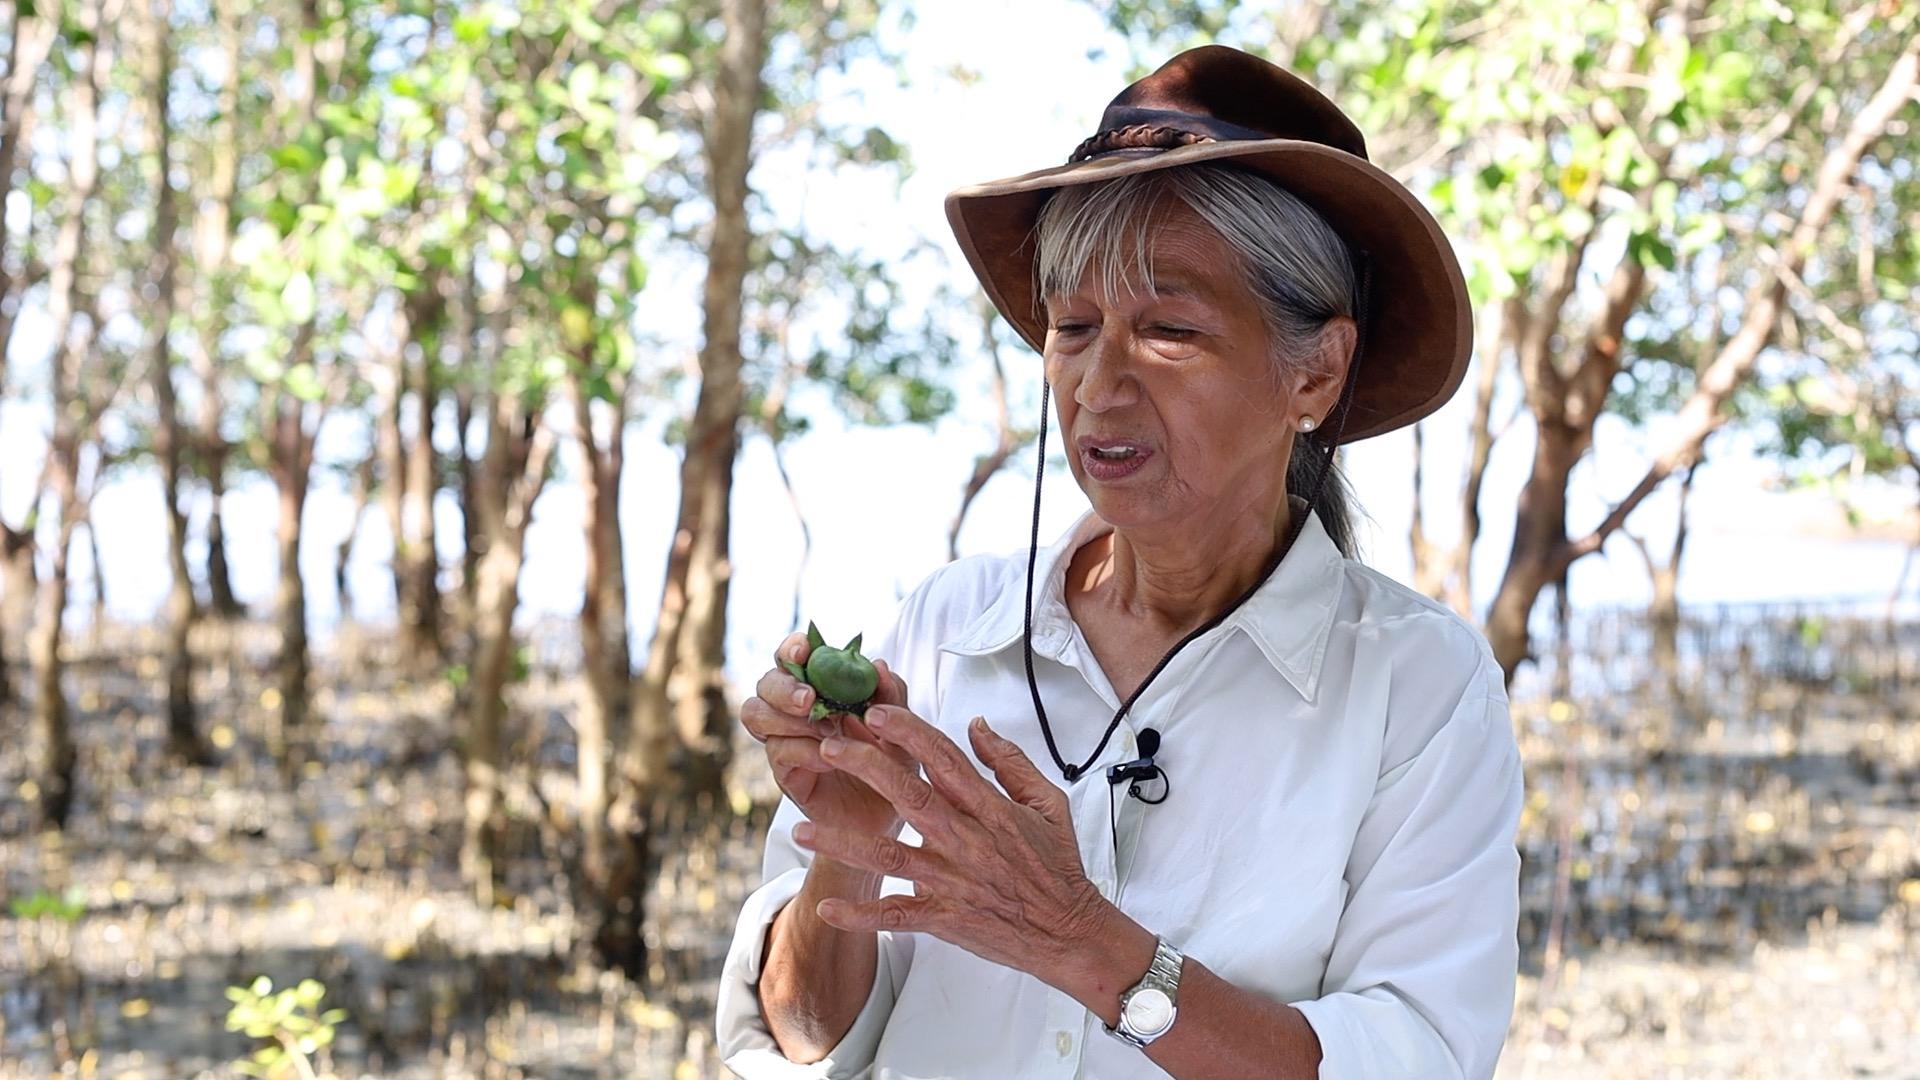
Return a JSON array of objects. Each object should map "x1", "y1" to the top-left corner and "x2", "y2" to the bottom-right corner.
[
  {"x1": 567, "y1": 63, "x2": 600, "y2": 111},
  {"x1": 1650, "y1": 181, "x2": 1679, "y2": 229},
  {"x1": 452, "y1": 9, "x2": 490, "y2": 43},
  {"x1": 281, "y1": 272, "x2": 316, "y2": 324},
  {"x1": 561, "y1": 304, "x2": 594, "y2": 349},
  {"x1": 1627, "y1": 231, "x2": 1676, "y2": 272},
  {"x1": 270, "y1": 141, "x2": 319, "y2": 173},
  {"x1": 284, "y1": 363, "x2": 325, "y2": 402},
  {"x1": 568, "y1": 10, "x2": 606, "y2": 43},
  {"x1": 1677, "y1": 216, "x2": 1724, "y2": 254},
  {"x1": 650, "y1": 53, "x2": 692, "y2": 82}
]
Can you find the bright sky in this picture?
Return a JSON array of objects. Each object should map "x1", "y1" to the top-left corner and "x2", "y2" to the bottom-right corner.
[{"x1": 0, "y1": 0, "x2": 1912, "y2": 685}]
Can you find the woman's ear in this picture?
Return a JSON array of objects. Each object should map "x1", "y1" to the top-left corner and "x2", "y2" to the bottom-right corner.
[{"x1": 1293, "y1": 316, "x2": 1358, "y2": 420}]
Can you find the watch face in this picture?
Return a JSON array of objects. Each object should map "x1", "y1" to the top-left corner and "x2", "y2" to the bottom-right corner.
[{"x1": 1124, "y1": 988, "x2": 1174, "y2": 1036}]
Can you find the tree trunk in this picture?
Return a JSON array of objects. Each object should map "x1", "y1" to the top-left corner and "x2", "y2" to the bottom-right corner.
[
  {"x1": 1485, "y1": 419, "x2": 1584, "y2": 679},
  {"x1": 260, "y1": 0, "x2": 327, "y2": 770},
  {"x1": 0, "y1": 521, "x2": 37, "y2": 703},
  {"x1": 402, "y1": 297, "x2": 444, "y2": 671},
  {"x1": 0, "y1": 2, "x2": 53, "y2": 369},
  {"x1": 192, "y1": 0, "x2": 244, "y2": 623},
  {"x1": 673, "y1": 464, "x2": 738, "y2": 799},
  {"x1": 1648, "y1": 562, "x2": 1679, "y2": 670},
  {"x1": 334, "y1": 452, "x2": 375, "y2": 623},
  {"x1": 31, "y1": 0, "x2": 106, "y2": 830},
  {"x1": 29, "y1": 518, "x2": 78, "y2": 830},
  {"x1": 146, "y1": 0, "x2": 207, "y2": 764},
  {"x1": 383, "y1": 288, "x2": 446, "y2": 674},
  {"x1": 450, "y1": 264, "x2": 486, "y2": 652},
  {"x1": 1648, "y1": 459, "x2": 1698, "y2": 675},
  {"x1": 464, "y1": 526, "x2": 521, "y2": 906},
  {"x1": 270, "y1": 426, "x2": 313, "y2": 769},
  {"x1": 1408, "y1": 422, "x2": 1446, "y2": 599},
  {"x1": 378, "y1": 353, "x2": 408, "y2": 621},
  {"x1": 453, "y1": 378, "x2": 481, "y2": 641},
  {"x1": 462, "y1": 400, "x2": 553, "y2": 904},
  {"x1": 447, "y1": 79, "x2": 489, "y2": 656},
  {"x1": 1889, "y1": 429, "x2": 1920, "y2": 623},
  {"x1": 635, "y1": 0, "x2": 769, "y2": 803},
  {"x1": 571, "y1": 372, "x2": 630, "y2": 891},
  {"x1": 0, "y1": 5, "x2": 57, "y2": 705},
  {"x1": 1447, "y1": 304, "x2": 1507, "y2": 619},
  {"x1": 203, "y1": 464, "x2": 243, "y2": 619}
]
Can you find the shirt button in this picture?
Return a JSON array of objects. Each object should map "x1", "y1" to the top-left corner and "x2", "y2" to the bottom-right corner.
[{"x1": 1056, "y1": 1030, "x2": 1074, "y2": 1057}]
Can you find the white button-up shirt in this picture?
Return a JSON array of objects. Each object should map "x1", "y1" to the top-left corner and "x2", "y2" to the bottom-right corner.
[{"x1": 716, "y1": 499, "x2": 1524, "y2": 1079}]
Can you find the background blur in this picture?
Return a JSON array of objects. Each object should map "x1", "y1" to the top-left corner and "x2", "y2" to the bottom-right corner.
[{"x1": 0, "y1": 0, "x2": 1915, "y2": 1076}]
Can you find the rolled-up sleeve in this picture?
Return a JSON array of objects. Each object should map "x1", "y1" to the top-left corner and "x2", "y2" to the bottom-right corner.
[
  {"x1": 1290, "y1": 661, "x2": 1524, "y2": 1080},
  {"x1": 714, "y1": 797, "x2": 914, "y2": 1079}
]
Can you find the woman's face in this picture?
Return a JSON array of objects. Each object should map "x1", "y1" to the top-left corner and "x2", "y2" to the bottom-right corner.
[{"x1": 1042, "y1": 201, "x2": 1336, "y2": 540}]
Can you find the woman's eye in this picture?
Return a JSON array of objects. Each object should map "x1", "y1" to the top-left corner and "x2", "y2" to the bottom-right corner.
[
  {"x1": 1051, "y1": 322, "x2": 1091, "y2": 335},
  {"x1": 1150, "y1": 325, "x2": 1196, "y2": 339}
]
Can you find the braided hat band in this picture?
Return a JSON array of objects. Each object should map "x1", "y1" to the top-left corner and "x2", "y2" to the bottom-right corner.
[{"x1": 1069, "y1": 124, "x2": 1218, "y2": 163}]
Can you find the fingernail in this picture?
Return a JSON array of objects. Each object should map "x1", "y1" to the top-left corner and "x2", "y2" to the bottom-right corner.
[
  {"x1": 793, "y1": 821, "x2": 814, "y2": 843},
  {"x1": 821, "y1": 736, "x2": 846, "y2": 758},
  {"x1": 970, "y1": 716, "x2": 986, "y2": 731},
  {"x1": 866, "y1": 708, "x2": 888, "y2": 731},
  {"x1": 792, "y1": 687, "x2": 810, "y2": 707}
]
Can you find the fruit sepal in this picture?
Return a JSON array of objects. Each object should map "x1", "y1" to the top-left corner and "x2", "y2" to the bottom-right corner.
[{"x1": 788, "y1": 620, "x2": 881, "y2": 720}]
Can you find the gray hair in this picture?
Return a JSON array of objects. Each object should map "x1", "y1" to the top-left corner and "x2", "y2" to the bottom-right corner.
[{"x1": 1030, "y1": 162, "x2": 1365, "y2": 559}]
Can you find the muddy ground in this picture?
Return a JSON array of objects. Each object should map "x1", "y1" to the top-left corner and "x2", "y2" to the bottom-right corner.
[{"x1": 1, "y1": 608, "x2": 1915, "y2": 1078}]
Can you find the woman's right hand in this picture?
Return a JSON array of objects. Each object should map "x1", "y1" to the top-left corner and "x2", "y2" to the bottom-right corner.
[{"x1": 742, "y1": 631, "x2": 915, "y2": 841}]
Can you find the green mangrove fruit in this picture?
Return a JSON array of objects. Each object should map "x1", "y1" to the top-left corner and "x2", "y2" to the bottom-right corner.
[{"x1": 782, "y1": 621, "x2": 880, "y2": 722}]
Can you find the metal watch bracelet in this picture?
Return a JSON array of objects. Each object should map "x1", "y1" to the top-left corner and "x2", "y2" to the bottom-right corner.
[{"x1": 1106, "y1": 936, "x2": 1184, "y2": 1048}]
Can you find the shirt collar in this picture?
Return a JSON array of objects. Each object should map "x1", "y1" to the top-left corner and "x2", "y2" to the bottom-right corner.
[{"x1": 939, "y1": 495, "x2": 1347, "y2": 703}]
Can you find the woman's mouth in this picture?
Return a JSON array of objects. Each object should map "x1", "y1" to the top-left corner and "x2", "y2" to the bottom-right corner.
[{"x1": 1080, "y1": 441, "x2": 1153, "y2": 480}]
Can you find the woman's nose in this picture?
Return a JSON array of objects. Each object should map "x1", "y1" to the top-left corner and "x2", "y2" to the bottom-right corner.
[{"x1": 1073, "y1": 328, "x2": 1139, "y2": 412}]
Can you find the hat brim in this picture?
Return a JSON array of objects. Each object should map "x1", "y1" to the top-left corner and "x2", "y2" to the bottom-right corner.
[{"x1": 943, "y1": 139, "x2": 1472, "y2": 444}]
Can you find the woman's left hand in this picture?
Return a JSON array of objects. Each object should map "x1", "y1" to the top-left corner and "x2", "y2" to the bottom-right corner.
[{"x1": 790, "y1": 704, "x2": 1122, "y2": 994}]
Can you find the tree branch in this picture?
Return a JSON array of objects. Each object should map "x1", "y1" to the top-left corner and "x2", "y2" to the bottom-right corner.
[{"x1": 1561, "y1": 32, "x2": 1920, "y2": 568}]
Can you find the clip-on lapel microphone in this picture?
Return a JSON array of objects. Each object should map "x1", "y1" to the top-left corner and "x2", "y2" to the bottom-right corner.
[{"x1": 1105, "y1": 727, "x2": 1170, "y2": 805}]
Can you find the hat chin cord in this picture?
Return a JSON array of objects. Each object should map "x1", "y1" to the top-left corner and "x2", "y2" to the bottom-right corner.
[{"x1": 1016, "y1": 257, "x2": 1371, "y2": 789}]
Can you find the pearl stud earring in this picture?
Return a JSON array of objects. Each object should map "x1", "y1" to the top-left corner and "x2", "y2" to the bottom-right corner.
[{"x1": 1299, "y1": 416, "x2": 1318, "y2": 432}]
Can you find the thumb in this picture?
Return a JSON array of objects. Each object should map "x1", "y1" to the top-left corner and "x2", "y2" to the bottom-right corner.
[
  {"x1": 870, "y1": 657, "x2": 910, "y2": 709},
  {"x1": 968, "y1": 716, "x2": 1066, "y2": 819}
]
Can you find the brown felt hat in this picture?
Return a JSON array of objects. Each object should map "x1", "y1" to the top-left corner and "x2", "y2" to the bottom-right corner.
[{"x1": 944, "y1": 45, "x2": 1472, "y2": 444}]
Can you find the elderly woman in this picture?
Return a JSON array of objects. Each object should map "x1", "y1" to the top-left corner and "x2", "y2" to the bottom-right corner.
[{"x1": 715, "y1": 45, "x2": 1522, "y2": 1080}]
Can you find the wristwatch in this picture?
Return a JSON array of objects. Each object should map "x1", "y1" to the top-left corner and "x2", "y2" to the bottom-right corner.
[{"x1": 1105, "y1": 936, "x2": 1184, "y2": 1047}]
